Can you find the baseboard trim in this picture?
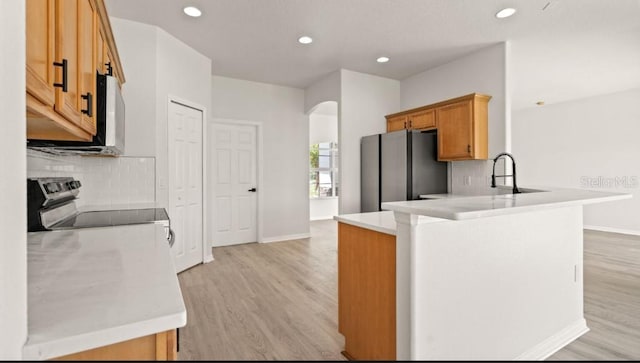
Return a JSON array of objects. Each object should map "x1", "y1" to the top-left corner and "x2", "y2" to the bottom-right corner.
[
  {"x1": 261, "y1": 233, "x2": 311, "y2": 243},
  {"x1": 584, "y1": 225, "x2": 640, "y2": 236},
  {"x1": 515, "y1": 319, "x2": 588, "y2": 360}
]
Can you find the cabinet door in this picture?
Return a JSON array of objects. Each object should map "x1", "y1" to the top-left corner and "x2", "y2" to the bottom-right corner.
[
  {"x1": 97, "y1": 25, "x2": 105, "y2": 75},
  {"x1": 437, "y1": 100, "x2": 473, "y2": 160},
  {"x1": 54, "y1": 0, "x2": 83, "y2": 126},
  {"x1": 53, "y1": 330, "x2": 177, "y2": 360},
  {"x1": 26, "y1": 0, "x2": 56, "y2": 108},
  {"x1": 408, "y1": 109, "x2": 435, "y2": 130},
  {"x1": 78, "y1": 0, "x2": 97, "y2": 134},
  {"x1": 386, "y1": 115, "x2": 407, "y2": 132}
]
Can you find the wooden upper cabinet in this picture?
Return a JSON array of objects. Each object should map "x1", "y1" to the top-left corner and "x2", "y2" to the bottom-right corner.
[
  {"x1": 408, "y1": 109, "x2": 435, "y2": 130},
  {"x1": 78, "y1": 0, "x2": 97, "y2": 134},
  {"x1": 386, "y1": 110, "x2": 435, "y2": 132},
  {"x1": 384, "y1": 93, "x2": 490, "y2": 161},
  {"x1": 26, "y1": 0, "x2": 56, "y2": 108},
  {"x1": 95, "y1": 0, "x2": 125, "y2": 85},
  {"x1": 436, "y1": 95, "x2": 489, "y2": 161},
  {"x1": 97, "y1": 25, "x2": 105, "y2": 74},
  {"x1": 26, "y1": 0, "x2": 125, "y2": 141},
  {"x1": 53, "y1": 0, "x2": 83, "y2": 128},
  {"x1": 436, "y1": 100, "x2": 474, "y2": 160},
  {"x1": 386, "y1": 115, "x2": 407, "y2": 132}
]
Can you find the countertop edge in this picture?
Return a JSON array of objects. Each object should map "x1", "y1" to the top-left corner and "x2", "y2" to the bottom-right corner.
[
  {"x1": 22, "y1": 311, "x2": 186, "y2": 360},
  {"x1": 334, "y1": 213, "x2": 396, "y2": 236},
  {"x1": 383, "y1": 192, "x2": 631, "y2": 220}
]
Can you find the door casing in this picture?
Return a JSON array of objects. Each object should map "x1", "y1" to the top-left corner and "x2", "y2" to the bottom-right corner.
[{"x1": 210, "y1": 118, "x2": 264, "y2": 245}]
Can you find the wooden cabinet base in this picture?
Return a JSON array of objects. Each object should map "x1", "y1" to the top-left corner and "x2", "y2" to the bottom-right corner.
[
  {"x1": 338, "y1": 222, "x2": 396, "y2": 361},
  {"x1": 53, "y1": 330, "x2": 177, "y2": 361}
]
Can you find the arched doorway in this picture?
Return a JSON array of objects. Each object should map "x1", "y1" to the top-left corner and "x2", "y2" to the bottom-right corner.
[{"x1": 308, "y1": 101, "x2": 339, "y2": 220}]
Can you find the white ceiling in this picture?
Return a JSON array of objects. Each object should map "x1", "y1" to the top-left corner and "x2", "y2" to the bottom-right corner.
[{"x1": 105, "y1": 0, "x2": 640, "y2": 110}]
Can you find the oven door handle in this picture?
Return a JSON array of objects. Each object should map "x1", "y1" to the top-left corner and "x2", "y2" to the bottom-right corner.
[{"x1": 168, "y1": 228, "x2": 175, "y2": 247}]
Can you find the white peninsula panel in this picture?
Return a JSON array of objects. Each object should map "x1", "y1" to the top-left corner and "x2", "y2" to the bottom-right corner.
[
  {"x1": 336, "y1": 187, "x2": 631, "y2": 360},
  {"x1": 396, "y1": 206, "x2": 586, "y2": 360}
]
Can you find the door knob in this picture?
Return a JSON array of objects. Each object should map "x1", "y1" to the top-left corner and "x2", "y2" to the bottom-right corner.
[{"x1": 248, "y1": 188, "x2": 257, "y2": 192}]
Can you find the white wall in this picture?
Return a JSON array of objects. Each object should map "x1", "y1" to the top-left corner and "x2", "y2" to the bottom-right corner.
[
  {"x1": 309, "y1": 113, "x2": 338, "y2": 145},
  {"x1": 0, "y1": 0, "x2": 27, "y2": 358},
  {"x1": 110, "y1": 18, "x2": 157, "y2": 157},
  {"x1": 211, "y1": 75, "x2": 309, "y2": 240},
  {"x1": 513, "y1": 88, "x2": 640, "y2": 234},
  {"x1": 400, "y1": 43, "x2": 508, "y2": 195},
  {"x1": 310, "y1": 199, "x2": 339, "y2": 221},
  {"x1": 340, "y1": 69, "x2": 401, "y2": 214},
  {"x1": 304, "y1": 70, "x2": 341, "y2": 113},
  {"x1": 110, "y1": 17, "x2": 212, "y2": 208},
  {"x1": 154, "y1": 28, "x2": 212, "y2": 208},
  {"x1": 310, "y1": 111, "x2": 339, "y2": 220}
]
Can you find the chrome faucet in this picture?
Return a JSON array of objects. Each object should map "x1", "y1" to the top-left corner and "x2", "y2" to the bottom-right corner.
[{"x1": 491, "y1": 152, "x2": 521, "y2": 194}]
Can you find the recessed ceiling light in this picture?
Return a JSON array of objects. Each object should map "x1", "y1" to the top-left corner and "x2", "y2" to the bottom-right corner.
[
  {"x1": 183, "y1": 6, "x2": 202, "y2": 17},
  {"x1": 377, "y1": 56, "x2": 390, "y2": 63},
  {"x1": 298, "y1": 36, "x2": 313, "y2": 44},
  {"x1": 495, "y1": 8, "x2": 516, "y2": 18}
]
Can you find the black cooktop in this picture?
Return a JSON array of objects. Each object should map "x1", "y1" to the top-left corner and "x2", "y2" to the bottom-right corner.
[{"x1": 52, "y1": 208, "x2": 169, "y2": 229}]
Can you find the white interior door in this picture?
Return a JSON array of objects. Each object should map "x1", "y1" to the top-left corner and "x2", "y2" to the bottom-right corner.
[
  {"x1": 211, "y1": 123, "x2": 257, "y2": 246},
  {"x1": 169, "y1": 101, "x2": 203, "y2": 273}
]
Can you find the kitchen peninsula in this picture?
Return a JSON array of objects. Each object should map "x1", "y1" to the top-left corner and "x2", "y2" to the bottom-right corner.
[{"x1": 334, "y1": 187, "x2": 630, "y2": 360}]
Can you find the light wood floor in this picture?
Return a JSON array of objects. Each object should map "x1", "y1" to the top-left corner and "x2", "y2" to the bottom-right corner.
[
  {"x1": 177, "y1": 221, "x2": 640, "y2": 360},
  {"x1": 549, "y1": 230, "x2": 640, "y2": 360}
]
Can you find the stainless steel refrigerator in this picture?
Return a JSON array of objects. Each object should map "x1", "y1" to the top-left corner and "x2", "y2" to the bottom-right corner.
[{"x1": 361, "y1": 129, "x2": 448, "y2": 212}]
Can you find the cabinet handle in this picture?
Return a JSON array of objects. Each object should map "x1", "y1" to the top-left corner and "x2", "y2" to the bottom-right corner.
[
  {"x1": 81, "y1": 92, "x2": 93, "y2": 117},
  {"x1": 105, "y1": 62, "x2": 113, "y2": 76},
  {"x1": 403, "y1": 121, "x2": 407, "y2": 129},
  {"x1": 408, "y1": 119, "x2": 412, "y2": 128},
  {"x1": 53, "y1": 59, "x2": 68, "y2": 92},
  {"x1": 467, "y1": 144, "x2": 471, "y2": 153}
]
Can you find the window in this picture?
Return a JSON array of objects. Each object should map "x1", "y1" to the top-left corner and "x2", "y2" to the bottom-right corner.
[{"x1": 310, "y1": 142, "x2": 339, "y2": 198}]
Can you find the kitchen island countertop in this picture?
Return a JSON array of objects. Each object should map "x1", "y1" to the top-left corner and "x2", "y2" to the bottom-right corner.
[{"x1": 387, "y1": 187, "x2": 631, "y2": 220}]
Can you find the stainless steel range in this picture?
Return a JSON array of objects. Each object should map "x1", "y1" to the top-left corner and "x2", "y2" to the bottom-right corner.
[{"x1": 27, "y1": 177, "x2": 175, "y2": 246}]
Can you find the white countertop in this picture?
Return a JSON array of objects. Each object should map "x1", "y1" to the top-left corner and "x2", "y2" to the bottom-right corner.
[
  {"x1": 334, "y1": 211, "x2": 398, "y2": 235},
  {"x1": 23, "y1": 224, "x2": 186, "y2": 360},
  {"x1": 384, "y1": 187, "x2": 631, "y2": 220},
  {"x1": 78, "y1": 202, "x2": 161, "y2": 212}
]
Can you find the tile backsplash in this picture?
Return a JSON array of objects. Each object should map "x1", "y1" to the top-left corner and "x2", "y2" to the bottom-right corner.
[
  {"x1": 27, "y1": 150, "x2": 155, "y2": 207},
  {"x1": 450, "y1": 159, "x2": 508, "y2": 195}
]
